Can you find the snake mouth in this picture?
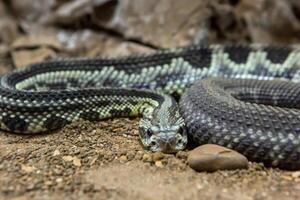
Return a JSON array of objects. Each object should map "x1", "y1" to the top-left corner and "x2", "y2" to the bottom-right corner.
[{"x1": 148, "y1": 132, "x2": 187, "y2": 153}]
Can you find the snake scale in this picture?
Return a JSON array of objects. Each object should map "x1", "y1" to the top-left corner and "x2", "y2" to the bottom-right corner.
[{"x1": 1, "y1": 44, "x2": 300, "y2": 170}]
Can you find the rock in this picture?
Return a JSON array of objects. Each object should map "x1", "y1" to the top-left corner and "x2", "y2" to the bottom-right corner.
[
  {"x1": 152, "y1": 152, "x2": 165, "y2": 161},
  {"x1": 21, "y1": 164, "x2": 36, "y2": 173},
  {"x1": 62, "y1": 155, "x2": 74, "y2": 162},
  {"x1": 53, "y1": 149, "x2": 60, "y2": 156},
  {"x1": 56, "y1": 177, "x2": 63, "y2": 183},
  {"x1": 73, "y1": 157, "x2": 81, "y2": 167},
  {"x1": 155, "y1": 160, "x2": 164, "y2": 168},
  {"x1": 11, "y1": 47, "x2": 56, "y2": 68},
  {"x1": 142, "y1": 153, "x2": 152, "y2": 163},
  {"x1": 10, "y1": 0, "x2": 54, "y2": 22},
  {"x1": 12, "y1": 35, "x2": 63, "y2": 50},
  {"x1": 62, "y1": 155, "x2": 82, "y2": 167},
  {"x1": 119, "y1": 155, "x2": 128, "y2": 162},
  {"x1": 112, "y1": 0, "x2": 211, "y2": 47},
  {"x1": 188, "y1": 144, "x2": 248, "y2": 172},
  {"x1": 0, "y1": 16, "x2": 20, "y2": 44}
]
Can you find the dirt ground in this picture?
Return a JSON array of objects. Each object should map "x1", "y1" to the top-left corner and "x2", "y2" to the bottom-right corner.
[
  {"x1": 0, "y1": 118, "x2": 300, "y2": 200},
  {"x1": 1, "y1": 0, "x2": 300, "y2": 199}
]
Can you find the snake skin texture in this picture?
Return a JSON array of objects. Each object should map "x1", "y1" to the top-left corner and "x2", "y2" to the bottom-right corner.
[
  {"x1": 1, "y1": 44, "x2": 300, "y2": 169},
  {"x1": 180, "y1": 78, "x2": 300, "y2": 170}
]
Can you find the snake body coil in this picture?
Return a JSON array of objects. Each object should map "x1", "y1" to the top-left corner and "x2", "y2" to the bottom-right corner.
[{"x1": 1, "y1": 44, "x2": 300, "y2": 169}]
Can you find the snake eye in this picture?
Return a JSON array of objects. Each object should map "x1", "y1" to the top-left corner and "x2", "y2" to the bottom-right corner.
[
  {"x1": 146, "y1": 129, "x2": 153, "y2": 137},
  {"x1": 178, "y1": 127, "x2": 185, "y2": 135}
]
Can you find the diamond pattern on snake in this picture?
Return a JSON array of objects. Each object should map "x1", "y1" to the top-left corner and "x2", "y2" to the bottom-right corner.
[{"x1": 1, "y1": 44, "x2": 300, "y2": 169}]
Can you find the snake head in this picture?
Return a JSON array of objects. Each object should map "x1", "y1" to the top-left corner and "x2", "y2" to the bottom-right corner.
[{"x1": 138, "y1": 97, "x2": 187, "y2": 153}]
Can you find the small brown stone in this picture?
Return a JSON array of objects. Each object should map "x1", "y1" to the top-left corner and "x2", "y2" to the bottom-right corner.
[
  {"x1": 152, "y1": 152, "x2": 165, "y2": 161},
  {"x1": 155, "y1": 160, "x2": 164, "y2": 168},
  {"x1": 188, "y1": 144, "x2": 248, "y2": 172},
  {"x1": 119, "y1": 155, "x2": 128, "y2": 162},
  {"x1": 62, "y1": 156, "x2": 74, "y2": 162},
  {"x1": 73, "y1": 157, "x2": 81, "y2": 167},
  {"x1": 21, "y1": 164, "x2": 36, "y2": 173},
  {"x1": 142, "y1": 153, "x2": 153, "y2": 163},
  {"x1": 53, "y1": 149, "x2": 60, "y2": 156}
]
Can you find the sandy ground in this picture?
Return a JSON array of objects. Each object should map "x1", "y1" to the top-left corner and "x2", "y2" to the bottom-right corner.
[{"x1": 1, "y1": 118, "x2": 300, "y2": 200}]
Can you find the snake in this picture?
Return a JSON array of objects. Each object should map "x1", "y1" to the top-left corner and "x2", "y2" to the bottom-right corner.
[{"x1": 1, "y1": 44, "x2": 300, "y2": 170}]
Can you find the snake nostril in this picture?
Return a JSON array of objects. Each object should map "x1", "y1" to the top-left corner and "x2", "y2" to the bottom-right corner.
[
  {"x1": 177, "y1": 139, "x2": 183, "y2": 145},
  {"x1": 151, "y1": 141, "x2": 157, "y2": 146}
]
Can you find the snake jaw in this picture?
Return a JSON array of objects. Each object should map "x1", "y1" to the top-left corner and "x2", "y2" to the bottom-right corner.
[
  {"x1": 140, "y1": 131, "x2": 187, "y2": 153},
  {"x1": 139, "y1": 120, "x2": 187, "y2": 153},
  {"x1": 150, "y1": 130, "x2": 187, "y2": 153}
]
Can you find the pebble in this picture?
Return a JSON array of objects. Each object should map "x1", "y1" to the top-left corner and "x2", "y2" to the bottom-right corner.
[
  {"x1": 53, "y1": 149, "x2": 60, "y2": 156},
  {"x1": 73, "y1": 157, "x2": 82, "y2": 167},
  {"x1": 62, "y1": 155, "x2": 82, "y2": 167},
  {"x1": 126, "y1": 151, "x2": 136, "y2": 161},
  {"x1": 155, "y1": 160, "x2": 164, "y2": 168},
  {"x1": 142, "y1": 153, "x2": 153, "y2": 163},
  {"x1": 119, "y1": 155, "x2": 128, "y2": 162},
  {"x1": 56, "y1": 178, "x2": 63, "y2": 183},
  {"x1": 152, "y1": 152, "x2": 165, "y2": 161},
  {"x1": 188, "y1": 144, "x2": 248, "y2": 172},
  {"x1": 62, "y1": 156, "x2": 74, "y2": 162},
  {"x1": 21, "y1": 164, "x2": 36, "y2": 173}
]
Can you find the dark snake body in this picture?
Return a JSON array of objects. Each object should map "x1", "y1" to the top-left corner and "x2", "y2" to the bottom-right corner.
[
  {"x1": 181, "y1": 78, "x2": 300, "y2": 169},
  {"x1": 1, "y1": 44, "x2": 300, "y2": 169}
]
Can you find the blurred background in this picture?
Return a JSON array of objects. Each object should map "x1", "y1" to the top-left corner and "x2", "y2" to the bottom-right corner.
[{"x1": 0, "y1": 0, "x2": 300, "y2": 73}]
